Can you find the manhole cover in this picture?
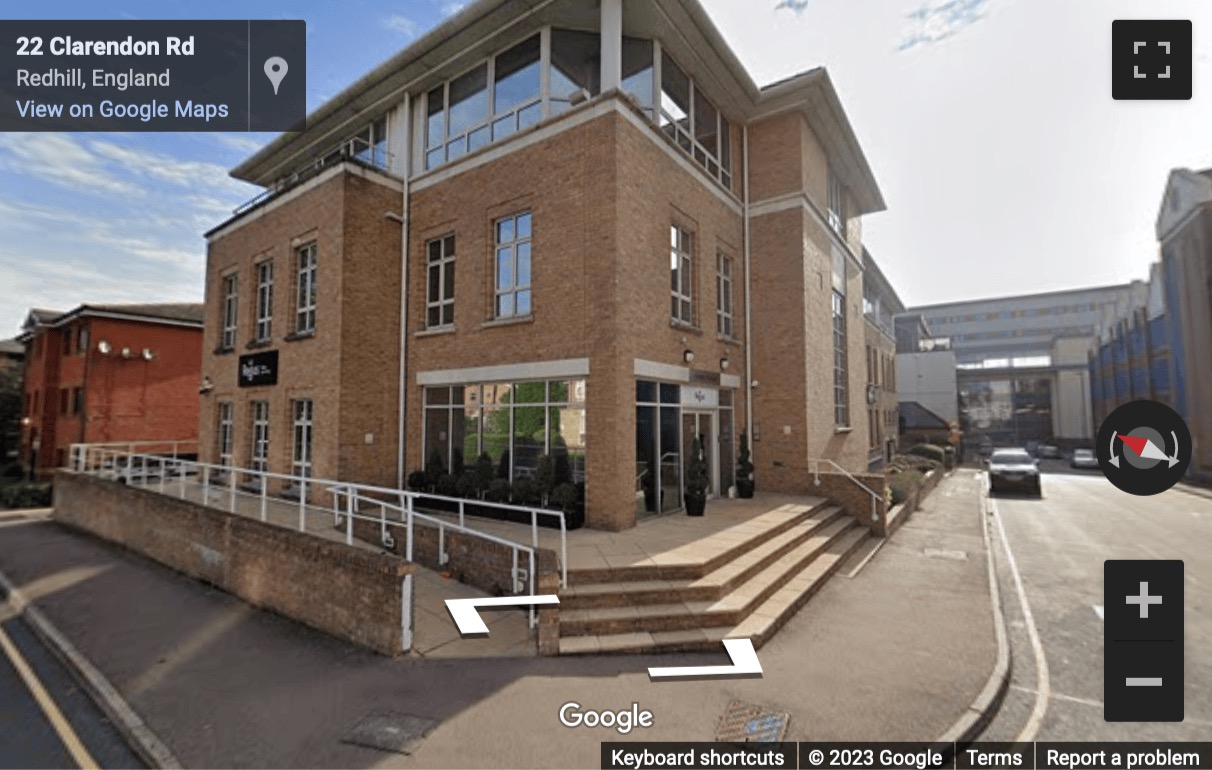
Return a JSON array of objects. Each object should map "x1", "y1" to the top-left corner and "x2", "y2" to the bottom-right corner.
[
  {"x1": 714, "y1": 699, "x2": 789, "y2": 742},
  {"x1": 923, "y1": 548, "x2": 968, "y2": 561},
  {"x1": 342, "y1": 711, "x2": 438, "y2": 755}
]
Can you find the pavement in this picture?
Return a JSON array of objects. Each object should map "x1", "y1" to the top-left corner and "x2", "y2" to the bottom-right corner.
[
  {"x1": 0, "y1": 471, "x2": 1000, "y2": 769},
  {"x1": 978, "y1": 467, "x2": 1212, "y2": 741}
]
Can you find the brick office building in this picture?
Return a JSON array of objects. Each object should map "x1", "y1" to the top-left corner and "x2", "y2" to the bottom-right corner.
[
  {"x1": 18, "y1": 304, "x2": 204, "y2": 480},
  {"x1": 200, "y1": 0, "x2": 885, "y2": 530}
]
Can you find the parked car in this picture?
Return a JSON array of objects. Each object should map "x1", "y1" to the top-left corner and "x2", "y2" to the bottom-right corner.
[
  {"x1": 1025, "y1": 440, "x2": 1041, "y2": 457},
  {"x1": 1070, "y1": 448, "x2": 1099, "y2": 469},
  {"x1": 978, "y1": 437, "x2": 994, "y2": 457},
  {"x1": 1038, "y1": 444, "x2": 1062, "y2": 459},
  {"x1": 988, "y1": 448, "x2": 1042, "y2": 496}
]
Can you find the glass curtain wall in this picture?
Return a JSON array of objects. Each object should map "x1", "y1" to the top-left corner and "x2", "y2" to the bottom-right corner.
[{"x1": 636, "y1": 381, "x2": 682, "y2": 517}]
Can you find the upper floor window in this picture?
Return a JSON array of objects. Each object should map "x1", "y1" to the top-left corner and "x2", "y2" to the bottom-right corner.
[
  {"x1": 426, "y1": 235, "x2": 456, "y2": 328},
  {"x1": 426, "y1": 35, "x2": 541, "y2": 170},
  {"x1": 494, "y1": 213, "x2": 532, "y2": 319},
  {"x1": 295, "y1": 243, "x2": 317, "y2": 334},
  {"x1": 671, "y1": 225, "x2": 693, "y2": 325},
  {"x1": 217, "y1": 401, "x2": 234, "y2": 468},
  {"x1": 321, "y1": 118, "x2": 388, "y2": 169},
  {"x1": 828, "y1": 168, "x2": 847, "y2": 237},
  {"x1": 221, "y1": 273, "x2": 238, "y2": 350},
  {"x1": 717, "y1": 252, "x2": 733, "y2": 338},
  {"x1": 77, "y1": 325, "x2": 88, "y2": 354},
  {"x1": 660, "y1": 53, "x2": 731, "y2": 188},
  {"x1": 255, "y1": 260, "x2": 274, "y2": 343},
  {"x1": 62, "y1": 328, "x2": 72, "y2": 355}
]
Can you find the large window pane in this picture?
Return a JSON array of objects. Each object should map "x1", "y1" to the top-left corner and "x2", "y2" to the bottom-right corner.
[
  {"x1": 550, "y1": 29, "x2": 600, "y2": 113},
  {"x1": 660, "y1": 53, "x2": 690, "y2": 146},
  {"x1": 425, "y1": 409, "x2": 450, "y2": 473},
  {"x1": 426, "y1": 86, "x2": 445, "y2": 148},
  {"x1": 482, "y1": 405, "x2": 510, "y2": 471},
  {"x1": 622, "y1": 38, "x2": 654, "y2": 114},
  {"x1": 694, "y1": 87, "x2": 719, "y2": 157},
  {"x1": 636, "y1": 405, "x2": 658, "y2": 516},
  {"x1": 512, "y1": 405, "x2": 545, "y2": 482},
  {"x1": 659, "y1": 406, "x2": 681, "y2": 513},
  {"x1": 494, "y1": 35, "x2": 540, "y2": 114},
  {"x1": 448, "y1": 64, "x2": 488, "y2": 136}
]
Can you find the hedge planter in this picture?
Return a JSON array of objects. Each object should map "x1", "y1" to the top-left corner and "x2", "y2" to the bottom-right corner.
[{"x1": 684, "y1": 494, "x2": 706, "y2": 517}]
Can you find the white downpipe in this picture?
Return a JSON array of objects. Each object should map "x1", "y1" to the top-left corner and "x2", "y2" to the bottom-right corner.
[
  {"x1": 743, "y1": 125, "x2": 754, "y2": 454},
  {"x1": 396, "y1": 93, "x2": 412, "y2": 488}
]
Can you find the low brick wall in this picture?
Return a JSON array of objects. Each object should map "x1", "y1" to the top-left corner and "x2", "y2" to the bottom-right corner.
[
  {"x1": 885, "y1": 469, "x2": 945, "y2": 536},
  {"x1": 53, "y1": 471, "x2": 413, "y2": 656},
  {"x1": 765, "y1": 467, "x2": 889, "y2": 534},
  {"x1": 347, "y1": 511, "x2": 558, "y2": 596}
]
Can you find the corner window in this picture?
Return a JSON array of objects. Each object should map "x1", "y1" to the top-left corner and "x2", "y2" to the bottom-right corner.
[
  {"x1": 716, "y1": 252, "x2": 733, "y2": 338},
  {"x1": 62, "y1": 328, "x2": 72, "y2": 356},
  {"x1": 828, "y1": 168, "x2": 847, "y2": 237},
  {"x1": 295, "y1": 243, "x2": 317, "y2": 334},
  {"x1": 255, "y1": 260, "x2": 273, "y2": 343},
  {"x1": 77, "y1": 325, "x2": 89, "y2": 355},
  {"x1": 217, "y1": 402, "x2": 233, "y2": 468},
  {"x1": 671, "y1": 225, "x2": 693, "y2": 325},
  {"x1": 426, "y1": 235, "x2": 456, "y2": 328},
  {"x1": 660, "y1": 52, "x2": 731, "y2": 186},
  {"x1": 621, "y1": 38, "x2": 655, "y2": 118},
  {"x1": 221, "y1": 274, "x2": 238, "y2": 350},
  {"x1": 550, "y1": 30, "x2": 600, "y2": 115},
  {"x1": 494, "y1": 213, "x2": 532, "y2": 319},
  {"x1": 492, "y1": 35, "x2": 542, "y2": 140},
  {"x1": 292, "y1": 399, "x2": 314, "y2": 479},
  {"x1": 832, "y1": 290, "x2": 849, "y2": 427}
]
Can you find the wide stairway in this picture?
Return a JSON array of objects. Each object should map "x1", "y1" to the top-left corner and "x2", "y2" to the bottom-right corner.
[{"x1": 557, "y1": 500, "x2": 869, "y2": 655}]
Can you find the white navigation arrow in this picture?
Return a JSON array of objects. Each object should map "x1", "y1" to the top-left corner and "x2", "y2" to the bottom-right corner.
[
  {"x1": 445, "y1": 595, "x2": 559, "y2": 635},
  {"x1": 647, "y1": 638, "x2": 764, "y2": 680}
]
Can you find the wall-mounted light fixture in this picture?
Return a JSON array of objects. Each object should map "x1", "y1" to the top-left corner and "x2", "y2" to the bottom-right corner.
[
  {"x1": 720, "y1": 357, "x2": 731, "y2": 370},
  {"x1": 97, "y1": 340, "x2": 112, "y2": 355},
  {"x1": 120, "y1": 347, "x2": 132, "y2": 359},
  {"x1": 683, "y1": 350, "x2": 695, "y2": 364},
  {"x1": 199, "y1": 376, "x2": 214, "y2": 395},
  {"x1": 142, "y1": 348, "x2": 155, "y2": 361}
]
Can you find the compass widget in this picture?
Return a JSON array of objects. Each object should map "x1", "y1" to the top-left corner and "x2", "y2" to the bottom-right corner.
[{"x1": 1097, "y1": 400, "x2": 1192, "y2": 495}]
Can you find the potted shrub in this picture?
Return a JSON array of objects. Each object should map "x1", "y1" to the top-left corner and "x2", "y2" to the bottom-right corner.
[
  {"x1": 473, "y1": 452, "x2": 494, "y2": 499},
  {"x1": 684, "y1": 437, "x2": 709, "y2": 517},
  {"x1": 535, "y1": 453, "x2": 555, "y2": 507},
  {"x1": 551, "y1": 482, "x2": 584, "y2": 530},
  {"x1": 736, "y1": 432, "x2": 755, "y2": 499}
]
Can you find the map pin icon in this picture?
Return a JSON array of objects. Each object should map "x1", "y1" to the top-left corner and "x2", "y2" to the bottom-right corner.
[{"x1": 264, "y1": 56, "x2": 288, "y2": 95}]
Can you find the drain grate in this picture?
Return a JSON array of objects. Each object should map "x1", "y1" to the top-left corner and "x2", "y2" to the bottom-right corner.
[
  {"x1": 342, "y1": 711, "x2": 438, "y2": 755},
  {"x1": 714, "y1": 699, "x2": 789, "y2": 742}
]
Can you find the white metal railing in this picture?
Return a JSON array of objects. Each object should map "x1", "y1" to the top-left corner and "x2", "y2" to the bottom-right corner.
[
  {"x1": 811, "y1": 458, "x2": 882, "y2": 524},
  {"x1": 67, "y1": 443, "x2": 562, "y2": 628},
  {"x1": 325, "y1": 481, "x2": 567, "y2": 591}
]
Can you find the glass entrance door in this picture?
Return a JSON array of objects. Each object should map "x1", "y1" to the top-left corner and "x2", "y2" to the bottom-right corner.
[{"x1": 682, "y1": 411, "x2": 717, "y2": 501}]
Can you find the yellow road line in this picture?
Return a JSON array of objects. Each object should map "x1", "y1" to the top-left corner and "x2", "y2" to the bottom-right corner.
[{"x1": 0, "y1": 622, "x2": 99, "y2": 769}]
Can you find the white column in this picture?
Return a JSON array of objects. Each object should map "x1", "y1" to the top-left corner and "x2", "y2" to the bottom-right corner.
[{"x1": 600, "y1": 0, "x2": 623, "y2": 92}]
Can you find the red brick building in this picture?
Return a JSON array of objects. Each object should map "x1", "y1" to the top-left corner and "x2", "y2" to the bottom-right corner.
[
  {"x1": 18, "y1": 304, "x2": 204, "y2": 480},
  {"x1": 201, "y1": 0, "x2": 886, "y2": 530}
]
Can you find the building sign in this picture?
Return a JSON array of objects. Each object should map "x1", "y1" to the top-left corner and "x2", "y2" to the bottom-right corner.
[
  {"x1": 238, "y1": 350, "x2": 278, "y2": 387},
  {"x1": 680, "y1": 386, "x2": 719, "y2": 408}
]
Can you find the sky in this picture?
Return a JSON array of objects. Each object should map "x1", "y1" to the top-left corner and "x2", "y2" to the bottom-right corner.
[{"x1": 2, "y1": 0, "x2": 1212, "y2": 335}]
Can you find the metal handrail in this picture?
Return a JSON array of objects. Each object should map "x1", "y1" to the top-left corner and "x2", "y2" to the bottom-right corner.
[
  {"x1": 811, "y1": 458, "x2": 882, "y2": 523},
  {"x1": 325, "y1": 481, "x2": 567, "y2": 590}
]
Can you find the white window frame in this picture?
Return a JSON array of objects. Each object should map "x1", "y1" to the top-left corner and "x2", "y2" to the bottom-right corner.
[
  {"x1": 494, "y1": 212, "x2": 532, "y2": 319},
  {"x1": 832, "y1": 289, "x2": 849, "y2": 427},
  {"x1": 250, "y1": 400, "x2": 270, "y2": 473},
  {"x1": 255, "y1": 260, "x2": 274, "y2": 343},
  {"x1": 292, "y1": 399, "x2": 313, "y2": 479},
  {"x1": 221, "y1": 273, "x2": 238, "y2": 350},
  {"x1": 295, "y1": 243, "x2": 317, "y2": 334},
  {"x1": 671, "y1": 225, "x2": 693, "y2": 325},
  {"x1": 217, "y1": 401, "x2": 233, "y2": 468},
  {"x1": 716, "y1": 251, "x2": 733, "y2": 338},
  {"x1": 659, "y1": 50, "x2": 732, "y2": 187},
  {"x1": 426, "y1": 235, "x2": 456, "y2": 329}
]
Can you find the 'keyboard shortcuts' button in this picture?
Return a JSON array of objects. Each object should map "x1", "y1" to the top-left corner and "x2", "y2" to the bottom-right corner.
[
  {"x1": 1104, "y1": 560, "x2": 1184, "y2": 722},
  {"x1": 1112, "y1": 20, "x2": 1193, "y2": 100}
]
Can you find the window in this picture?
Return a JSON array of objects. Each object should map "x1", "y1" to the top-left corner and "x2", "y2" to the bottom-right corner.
[
  {"x1": 72, "y1": 388, "x2": 83, "y2": 415},
  {"x1": 716, "y1": 252, "x2": 733, "y2": 337},
  {"x1": 59, "y1": 388, "x2": 68, "y2": 415},
  {"x1": 217, "y1": 402, "x2": 233, "y2": 468},
  {"x1": 221, "y1": 274, "x2": 238, "y2": 350},
  {"x1": 292, "y1": 400, "x2": 313, "y2": 479},
  {"x1": 321, "y1": 118, "x2": 389, "y2": 170},
  {"x1": 671, "y1": 225, "x2": 693, "y2": 325},
  {"x1": 832, "y1": 290, "x2": 849, "y2": 427},
  {"x1": 255, "y1": 260, "x2": 273, "y2": 342},
  {"x1": 77, "y1": 325, "x2": 88, "y2": 354},
  {"x1": 250, "y1": 401, "x2": 269, "y2": 474},
  {"x1": 494, "y1": 212, "x2": 532, "y2": 318},
  {"x1": 550, "y1": 30, "x2": 600, "y2": 115},
  {"x1": 828, "y1": 168, "x2": 847, "y2": 237},
  {"x1": 426, "y1": 235, "x2": 456, "y2": 328},
  {"x1": 63, "y1": 328, "x2": 72, "y2": 355},
  {"x1": 295, "y1": 243, "x2": 317, "y2": 334},
  {"x1": 491, "y1": 35, "x2": 542, "y2": 141},
  {"x1": 659, "y1": 52, "x2": 731, "y2": 186},
  {"x1": 621, "y1": 38, "x2": 655, "y2": 118}
]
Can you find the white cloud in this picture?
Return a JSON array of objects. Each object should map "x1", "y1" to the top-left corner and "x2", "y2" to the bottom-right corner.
[
  {"x1": 898, "y1": 0, "x2": 994, "y2": 51},
  {"x1": 441, "y1": 2, "x2": 465, "y2": 16},
  {"x1": 775, "y1": 0, "x2": 809, "y2": 13},
  {"x1": 212, "y1": 134, "x2": 266, "y2": 154},
  {"x1": 0, "y1": 134, "x2": 140, "y2": 196},
  {"x1": 383, "y1": 13, "x2": 420, "y2": 37}
]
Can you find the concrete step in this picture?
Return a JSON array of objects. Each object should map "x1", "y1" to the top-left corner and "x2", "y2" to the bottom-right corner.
[
  {"x1": 559, "y1": 515, "x2": 857, "y2": 637},
  {"x1": 564, "y1": 500, "x2": 830, "y2": 585},
  {"x1": 558, "y1": 524, "x2": 870, "y2": 656},
  {"x1": 559, "y1": 506, "x2": 845, "y2": 610}
]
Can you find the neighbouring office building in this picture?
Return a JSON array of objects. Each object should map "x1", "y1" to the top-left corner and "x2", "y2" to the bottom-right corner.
[
  {"x1": 861, "y1": 249, "x2": 901, "y2": 468},
  {"x1": 1089, "y1": 273, "x2": 1167, "y2": 428},
  {"x1": 200, "y1": 0, "x2": 887, "y2": 530},
  {"x1": 17, "y1": 304, "x2": 204, "y2": 480},
  {"x1": 907, "y1": 286, "x2": 1134, "y2": 449}
]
